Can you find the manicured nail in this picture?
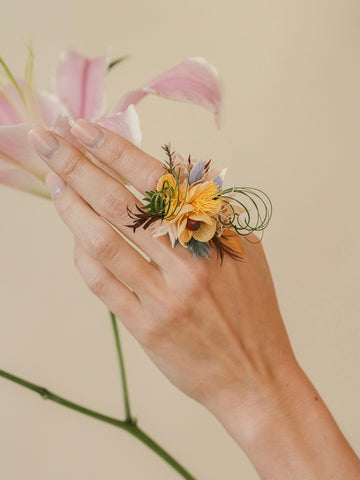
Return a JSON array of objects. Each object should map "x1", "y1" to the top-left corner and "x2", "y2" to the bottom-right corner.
[
  {"x1": 45, "y1": 172, "x2": 66, "y2": 199},
  {"x1": 71, "y1": 120, "x2": 104, "y2": 148},
  {"x1": 28, "y1": 127, "x2": 59, "y2": 158}
]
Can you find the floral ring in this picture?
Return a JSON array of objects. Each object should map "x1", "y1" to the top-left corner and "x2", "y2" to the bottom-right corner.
[{"x1": 127, "y1": 144, "x2": 272, "y2": 262}]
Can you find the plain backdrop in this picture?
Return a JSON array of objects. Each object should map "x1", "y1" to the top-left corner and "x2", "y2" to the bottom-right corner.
[{"x1": 0, "y1": 1, "x2": 359, "y2": 479}]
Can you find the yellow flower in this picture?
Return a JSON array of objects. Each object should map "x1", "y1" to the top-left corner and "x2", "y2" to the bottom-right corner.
[{"x1": 158, "y1": 178, "x2": 222, "y2": 247}]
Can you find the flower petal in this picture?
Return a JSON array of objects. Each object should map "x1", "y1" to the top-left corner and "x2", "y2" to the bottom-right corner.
[
  {"x1": 55, "y1": 50, "x2": 110, "y2": 120},
  {"x1": 110, "y1": 57, "x2": 223, "y2": 126},
  {"x1": 0, "y1": 83, "x2": 24, "y2": 125},
  {"x1": 150, "y1": 221, "x2": 178, "y2": 247},
  {"x1": 193, "y1": 218, "x2": 217, "y2": 242},
  {"x1": 36, "y1": 91, "x2": 70, "y2": 128},
  {"x1": 179, "y1": 225, "x2": 193, "y2": 247},
  {"x1": 0, "y1": 123, "x2": 50, "y2": 178},
  {"x1": 97, "y1": 105, "x2": 142, "y2": 148},
  {"x1": 189, "y1": 212, "x2": 213, "y2": 225},
  {"x1": 0, "y1": 163, "x2": 49, "y2": 197}
]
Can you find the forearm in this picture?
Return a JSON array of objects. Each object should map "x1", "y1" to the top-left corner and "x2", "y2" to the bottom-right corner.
[{"x1": 208, "y1": 361, "x2": 360, "y2": 480}]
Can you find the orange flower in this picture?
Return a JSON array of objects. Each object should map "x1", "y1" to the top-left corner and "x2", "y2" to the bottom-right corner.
[{"x1": 157, "y1": 175, "x2": 222, "y2": 247}]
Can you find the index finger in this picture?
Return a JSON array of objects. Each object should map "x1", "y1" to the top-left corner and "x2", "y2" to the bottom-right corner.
[{"x1": 70, "y1": 119, "x2": 164, "y2": 194}]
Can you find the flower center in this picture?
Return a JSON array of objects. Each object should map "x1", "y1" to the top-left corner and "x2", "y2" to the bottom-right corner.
[{"x1": 186, "y1": 219, "x2": 201, "y2": 231}]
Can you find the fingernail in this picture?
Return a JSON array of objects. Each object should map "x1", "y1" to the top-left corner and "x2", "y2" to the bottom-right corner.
[
  {"x1": 28, "y1": 127, "x2": 59, "y2": 159},
  {"x1": 45, "y1": 172, "x2": 66, "y2": 199},
  {"x1": 71, "y1": 119, "x2": 104, "y2": 148}
]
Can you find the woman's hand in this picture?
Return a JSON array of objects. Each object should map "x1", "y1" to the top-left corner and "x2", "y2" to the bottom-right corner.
[
  {"x1": 27, "y1": 120, "x2": 292, "y2": 406},
  {"x1": 28, "y1": 121, "x2": 360, "y2": 480}
]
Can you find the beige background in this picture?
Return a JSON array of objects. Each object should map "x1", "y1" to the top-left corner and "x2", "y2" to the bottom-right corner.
[{"x1": 0, "y1": 1, "x2": 359, "y2": 479}]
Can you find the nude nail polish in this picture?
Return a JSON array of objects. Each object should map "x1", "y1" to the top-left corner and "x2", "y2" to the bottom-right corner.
[
  {"x1": 28, "y1": 127, "x2": 59, "y2": 159},
  {"x1": 71, "y1": 120, "x2": 104, "y2": 147}
]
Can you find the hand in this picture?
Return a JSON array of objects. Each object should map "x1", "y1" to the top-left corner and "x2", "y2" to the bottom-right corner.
[
  {"x1": 28, "y1": 121, "x2": 360, "y2": 480},
  {"x1": 27, "y1": 120, "x2": 292, "y2": 406}
]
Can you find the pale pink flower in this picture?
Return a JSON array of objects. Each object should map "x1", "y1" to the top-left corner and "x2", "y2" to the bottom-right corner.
[{"x1": 0, "y1": 48, "x2": 223, "y2": 197}]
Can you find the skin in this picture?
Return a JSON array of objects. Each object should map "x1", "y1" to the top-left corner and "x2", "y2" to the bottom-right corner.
[{"x1": 28, "y1": 120, "x2": 360, "y2": 480}]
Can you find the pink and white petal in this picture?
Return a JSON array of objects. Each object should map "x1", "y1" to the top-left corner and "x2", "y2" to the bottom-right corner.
[
  {"x1": 97, "y1": 105, "x2": 142, "y2": 148},
  {"x1": 55, "y1": 50, "x2": 110, "y2": 121},
  {"x1": 110, "y1": 57, "x2": 223, "y2": 127},
  {"x1": 151, "y1": 221, "x2": 178, "y2": 246},
  {"x1": 0, "y1": 123, "x2": 50, "y2": 178},
  {"x1": 0, "y1": 165, "x2": 49, "y2": 197},
  {"x1": 0, "y1": 84, "x2": 24, "y2": 125},
  {"x1": 36, "y1": 91, "x2": 70, "y2": 128}
]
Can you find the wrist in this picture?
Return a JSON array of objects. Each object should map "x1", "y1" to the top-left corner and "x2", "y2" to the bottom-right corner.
[
  {"x1": 206, "y1": 360, "x2": 360, "y2": 479},
  {"x1": 205, "y1": 356, "x2": 306, "y2": 448}
]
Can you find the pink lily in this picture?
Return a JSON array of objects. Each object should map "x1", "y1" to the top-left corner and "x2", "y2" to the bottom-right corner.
[{"x1": 0, "y1": 47, "x2": 223, "y2": 197}]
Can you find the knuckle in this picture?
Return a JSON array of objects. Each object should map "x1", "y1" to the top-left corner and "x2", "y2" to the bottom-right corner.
[
  {"x1": 106, "y1": 137, "x2": 133, "y2": 169},
  {"x1": 116, "y1": 140, "x2": 133, "y2": 166},
  {"x1": 57, "y1": 199, "x2": 73, "y2": 220},
  {"x1": 62, "y1": 152, "x2": 82, "y2": 178},
  {"x1": 157, "y1": 295, "x2": 189, "y2": 326},
  {"x1": 146, "y1": 169, "x2": 163, "y2": 190},
  {"x1": 102, "y1": 189, "x2": 125, "y2": 219},
  {"x1": 88, "y1": 230, "x2": 119, "y2": 263},
  {"x1": 85, "y1": 273, "x2": 108, "y2": 297},
  {"x1": 138, "y1": 323, "x2": 160, "y2": 349},
  {"x1": 183, "y1": 262, "x2": 209, "y2": 291}
]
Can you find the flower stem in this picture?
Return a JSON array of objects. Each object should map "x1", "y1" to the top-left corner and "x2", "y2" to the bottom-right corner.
[
  {"x1": 0, "y1": 368, "x2": 198, "y2": 480},
  {"x1": 109, "y1": 310, "x2": 133, "y2": 423}
]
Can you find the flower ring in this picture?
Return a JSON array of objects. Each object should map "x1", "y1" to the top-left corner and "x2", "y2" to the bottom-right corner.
[{"x1": 127, "y1": 144, "x2": 272, "y2": 262}]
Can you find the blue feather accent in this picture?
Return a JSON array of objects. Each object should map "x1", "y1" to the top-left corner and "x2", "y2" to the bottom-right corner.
[
  {"x1": 188, "y1": 162, "x2": 205, "y2": 184},
  {"x1": 186, "y1": 238, "x2": 211, "y2": 259}
]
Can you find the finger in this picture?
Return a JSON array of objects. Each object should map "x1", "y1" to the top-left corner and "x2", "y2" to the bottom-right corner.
[
  {"x1": 70, "y1": 118, "x2": 164, "y2": 194},
  {"x1": 73, "y1": 240, "x2": 145, "y2": 336},
  {"x1": 46, "y1": 172, "x2": 163, "y2": 297},
  {"x1": 28, "y1": 126, "x2": 173, "y2": 267}
]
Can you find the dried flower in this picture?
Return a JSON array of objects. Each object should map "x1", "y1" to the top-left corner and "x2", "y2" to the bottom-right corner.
[{"x1": 128, "y1": 144, "x2": 272, "y2": 262}]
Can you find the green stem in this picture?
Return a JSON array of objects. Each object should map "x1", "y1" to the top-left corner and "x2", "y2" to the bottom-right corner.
[
  {"x1": 109, "y1": 310, "x2": 133, "y2": 423},
  {"x1": 0, "y1": 368, "x2": 198, "y2": 480}
]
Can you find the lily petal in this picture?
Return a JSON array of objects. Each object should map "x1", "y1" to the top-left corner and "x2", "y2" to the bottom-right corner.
[
  {"x1": 110, "y1": 57, "x2": 223, "y2": 126},
  {"x1": 36, "y1": 91, "x2": 70, "y2": 128},
  {"x1": 0, "y1": 123, "x2": 50, "y2": 178},
  {"x1": 0, "y1": 84, "x2": 23, "y2": 125},
  {"x1": 97, "y1": 105, "x2": 142, "y2": 148},
  {"x1": 0, "y1": 163, "x2": 49, "y2": 197},
  {"x1": 55, "y1": 50, "x2": 110, "y2": 121}
]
